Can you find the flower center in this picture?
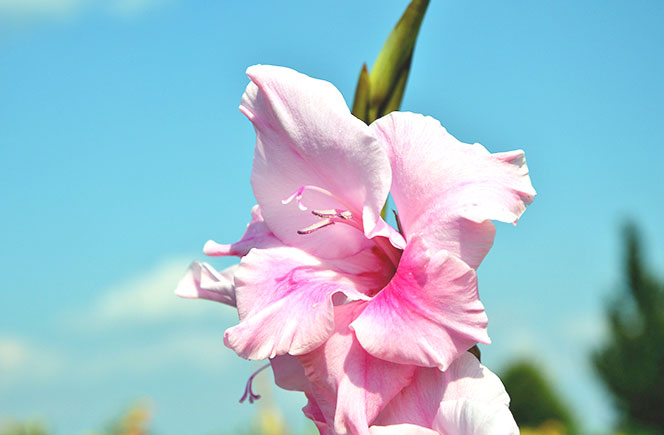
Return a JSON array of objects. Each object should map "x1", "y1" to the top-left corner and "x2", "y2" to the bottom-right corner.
[
  {"x1": 282, "y1": 185, "x2": 402, "y2": 268},
  {"x1": 282, "y1": 185, "x2": 364, "y2": 235}
]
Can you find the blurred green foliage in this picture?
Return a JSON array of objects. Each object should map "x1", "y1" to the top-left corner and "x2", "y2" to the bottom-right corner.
[
  {"x1": 592, "y1": 224, "x2": 664, "y2": 435},
  {"x1": 95, "y1": 401, "x2": 153, "y2": 435},
  {"x1": 521, "y1": 420, "x2": 569, "y2": 435},
  {"x1": 0, "y1": 398, "x2": 313, "y2": 435},
  {"x1": 501, "y1": 360, "x2": 579, "y2": 435},
  {"x1": 0, "y1": 402, "x2": 152, "y2": 435},
  {"x1": 0, "y1": 420, "x2": 49, "y2": 435}
]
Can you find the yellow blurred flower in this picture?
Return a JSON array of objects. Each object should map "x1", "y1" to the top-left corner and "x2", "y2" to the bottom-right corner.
[{"x1": 521, "y1": 419, "x2": 567, "y2": 435}]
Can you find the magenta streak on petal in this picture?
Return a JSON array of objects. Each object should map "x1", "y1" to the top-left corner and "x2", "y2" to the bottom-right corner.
[
  {"x1": 351, "y1": 236, "x2": 489, "y2": 370},
  {"x1": 239, "y1": 363, "x2": 270, "y2": 404}
]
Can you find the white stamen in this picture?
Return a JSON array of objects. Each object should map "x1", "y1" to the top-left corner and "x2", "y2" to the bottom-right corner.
[
  {"x1": 311, "y1": 209, "x2": 352, "y2": 220},
  {"x1": 297, "y1": 198, "x2": 308, "y2": 211},
  {"x1": 297, "y1": 219, "x2": 334, "y2": 235},
  {"x1": 338, "y1": 210, "x2": 352, "y2": 220},
  {"x1": 282, "y1": 188, "x2": 302, "y2": 204},
  {"x1": 281, "y1": 187, "x2": 308, "y2": 211}
]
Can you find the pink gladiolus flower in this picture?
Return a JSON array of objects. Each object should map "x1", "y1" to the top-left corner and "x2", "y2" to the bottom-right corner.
[
  {"x1": 198, "y1": 65, "x2": 534, "y2": 366},
  {"x1": 176, "y1": 64, "x2": 535, "y2": 434}
]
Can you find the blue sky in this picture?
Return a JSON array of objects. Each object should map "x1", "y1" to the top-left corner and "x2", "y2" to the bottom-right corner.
[{"x1": 2, "y1": 0, "x2": 664, "y2": 433}]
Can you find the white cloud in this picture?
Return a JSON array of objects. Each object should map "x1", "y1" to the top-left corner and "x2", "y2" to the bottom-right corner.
[
  {"x1": 0, "y1": 330, "x2": 233, "y2": 392},
  {"x1": 0, "y1": 336, "x2": 64, "y2": 388},
  {"x1": 1, "y1": 258, "x2": 238, "y2": 392},
  {"x1": 0, "y1": 0, "x2": 169, "y2": 25},
  {"x1": 0, "y1": 0, "x2": 83, "y2": 18},
  {"x1": 562, "y1": 311, "x2": 608, "y2": 346},
  {"x1": 80, "y1": 330, "x2": 232, "y2": 379},
  {"x1": 0, "y1": 338, "x2": 27, "y2": 371},
  {"x1": 66, "y1": 257, "x2": 235, "y2": 330}
]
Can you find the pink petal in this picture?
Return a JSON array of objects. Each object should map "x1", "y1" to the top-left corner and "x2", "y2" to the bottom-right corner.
[
  {"x1": 303, "y1": 392, "x2": 333, "y2": 435},
  {"x1": 351, "y1": 236, "x2": 489, "y2": 370},
  {"x1": 241, "y1": 65, "x2": 392, "y2": 259},
  {"x1": 365, "y1": 217, "x2": 407, "y2": 250},
  {"x1": 224, "y1": 245, "x2": 392, "y2": 360},
  {"x1": 269, "y1": 354, "x2": 309, "y2": 392},
  {"x1": 435, "y1": 400, "x2": 518, "y2": 435},
  {"x1": 297, "y1": 303, "x2": 416, "y2": 435},
  {"x1": 174, "y1": 261, "x2": 237, "y2": 307},
  {"x1": 375, "y1": 353, "x2": 517, "y2": 435},
  {"x1": 371, "y1": 112, "x2": 535, "y2": 269},
  {"x1": 433, "y1": 353, "x2": 517, "y2": 434},
  {"x1": 373, "y1": 364, "x2": 451, "y2": 428},
  {"x1": 203, "y1": 205, "x2": 279, "y2": 257},
  {"x1": 369, "y1": 425, "x2": 439, "y2": 435},
  {"x1": 438, "y1": 353, "x2": 510, "y2": 405}
]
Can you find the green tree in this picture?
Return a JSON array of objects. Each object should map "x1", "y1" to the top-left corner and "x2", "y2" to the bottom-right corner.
[
  {"x1": 592, "y1": 224, "x2": 664, "y2": 434},
  {"x1": 501, "y1": 360, "x2": 578, "y2": 434}
]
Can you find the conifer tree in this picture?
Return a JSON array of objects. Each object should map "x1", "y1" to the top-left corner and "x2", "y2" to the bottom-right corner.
[{"x1": 592, "y1": 224, "x2": 664, "y2": 434}]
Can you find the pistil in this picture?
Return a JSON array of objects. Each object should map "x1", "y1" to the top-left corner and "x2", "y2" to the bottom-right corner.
[
  {"x1": 239, "y1": 363, "x2": 270, "y2": 404},
  {"x1": 282, "y1": 185, "x2": 355, "y2": 213}
]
